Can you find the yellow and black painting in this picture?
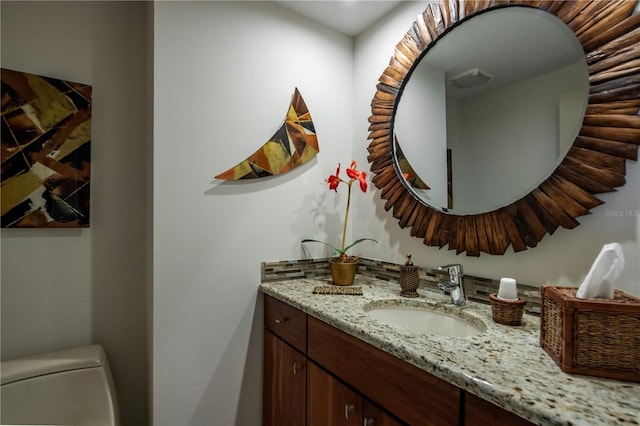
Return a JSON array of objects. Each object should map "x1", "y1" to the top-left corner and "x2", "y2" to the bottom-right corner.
[
  {"x1": 1, "y1": 68, "x2": 92, "y2": 227},
  {"x1": 215, "y1": 87, "x2": 318, "y2": 180}
]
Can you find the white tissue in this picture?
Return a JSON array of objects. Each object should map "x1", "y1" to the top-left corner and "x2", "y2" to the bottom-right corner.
[
  {"x1": 576, "y1": 242, "x2": 625, "y2": 299},
  {"x1": 497, "y1": 278, "x2": 518, "y2": 300}
]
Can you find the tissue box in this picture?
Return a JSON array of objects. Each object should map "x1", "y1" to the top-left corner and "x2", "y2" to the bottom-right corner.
[{"x1": 540, "y1": 285, "x2": 640, "y2": 382}]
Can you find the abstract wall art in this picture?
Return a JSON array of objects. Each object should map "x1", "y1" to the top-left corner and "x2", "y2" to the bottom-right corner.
[
  {"x1": 215, "y1": 87, "x2": 319, "y2": 180},
  {"x1": 1, "y1": 68, "x2": 92, "y2": 228}
]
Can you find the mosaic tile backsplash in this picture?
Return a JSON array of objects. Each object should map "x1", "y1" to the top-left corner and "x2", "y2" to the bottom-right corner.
[{"x1": 262, "y1": 257, "x2": 542, "y2": 315}]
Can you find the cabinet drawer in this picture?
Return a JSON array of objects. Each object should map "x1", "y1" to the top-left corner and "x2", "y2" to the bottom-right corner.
[
  {"x1": 308, "y1": 317, "x2": 459, "y2": 426},
  {"x1": 465, "y1": 392, "x2": 534, "y2": 426},
  {"x1": 264, "y1": 295, "x2": 307, "y2": 353}
]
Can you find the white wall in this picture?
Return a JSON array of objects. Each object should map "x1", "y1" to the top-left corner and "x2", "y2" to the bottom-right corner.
[
  {"x1": 395, "y1": 63, "x2": 448, "y2": 208},
  {"x1": 354, "y1": 2, "x2": 640, "y2": 296},
  {"x1": 0, "y1": 2, "x2": 149, "y2": 425},
  {"x1": 153, "y1": 2, "x2": 353, "y2": 425},
  {"x1": 453, "y1": 62, "x2": 587, "y2": 212}
]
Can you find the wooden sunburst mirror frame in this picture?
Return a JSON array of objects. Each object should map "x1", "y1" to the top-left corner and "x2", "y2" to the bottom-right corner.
[{"x1": 367, "y1": 0, "x2": 640, "y2": 256}]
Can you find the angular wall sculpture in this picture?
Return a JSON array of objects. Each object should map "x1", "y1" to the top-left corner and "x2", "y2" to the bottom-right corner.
[
  {"x1": 215, "y1": 88, "x2": 319, "y2": 180},
  {"x1": 1, "y1": 68, "x2": 92, "y2": 228}
]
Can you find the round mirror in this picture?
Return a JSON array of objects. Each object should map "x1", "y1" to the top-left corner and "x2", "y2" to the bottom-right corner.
[
  {"x1": 394, "y1": 7, "x2": 589, "y2": 214},
  {"x1": 367, "y1": 0, "x2": 640, "y2": 256}
]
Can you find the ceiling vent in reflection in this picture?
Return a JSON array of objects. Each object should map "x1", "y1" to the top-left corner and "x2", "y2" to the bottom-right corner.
[{"x1": 447, "y1": 68, "x2": 495, "y2": 89}]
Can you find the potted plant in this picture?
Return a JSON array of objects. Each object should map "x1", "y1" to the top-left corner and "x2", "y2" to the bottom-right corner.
[{"x1": 303, "y1": 161, "x2": 376, "y2": 285}]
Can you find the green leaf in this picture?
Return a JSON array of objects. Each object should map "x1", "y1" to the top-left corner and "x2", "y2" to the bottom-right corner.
[
  {"x1": 302, "y1": 238, "x2": 376, "y2": 256},
  {"x1": 342, "y1": 238, "x2": 377, "y2": 254},
  {"x1": 301, "y1": 239, "x2": 340, "y2": 254}
]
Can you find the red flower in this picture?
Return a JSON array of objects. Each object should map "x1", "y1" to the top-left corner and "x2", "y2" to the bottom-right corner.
[
  {"x1": 345, "y1": 161, "x2": 367, "y2": 192},
  {"x1": 326, "y1": 164, "x2": 342, "y2": 192},
  {"x1": 303, "y1": 160, "x2": 376, "y2": 257}
]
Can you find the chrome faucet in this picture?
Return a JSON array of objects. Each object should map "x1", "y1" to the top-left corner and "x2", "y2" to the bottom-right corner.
[{"x1": 438, "y1": 264, "x2": 466, "y2": 306}]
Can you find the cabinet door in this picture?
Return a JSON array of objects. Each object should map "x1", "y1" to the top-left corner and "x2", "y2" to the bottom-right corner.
[
  {"x1": 308, "y1": 361, "x2": 363, "y2": 426},
  {"x1": 264, "y1": 330, "x2": 306, "y2": 426},
  {"x1": 363, "y1": 401, "x2": 405, "y2": 426}
]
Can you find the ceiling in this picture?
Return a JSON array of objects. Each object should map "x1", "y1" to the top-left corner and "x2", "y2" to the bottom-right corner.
[
  {"x1": 423, "y1": 7, "x2": 585, "y2": 99},
  {"x1": 274, "y1": 1, "x2": 406, "y2": 37},
  {"x1": 273, "y1": 1, "x2": 587, "y2": 97}
]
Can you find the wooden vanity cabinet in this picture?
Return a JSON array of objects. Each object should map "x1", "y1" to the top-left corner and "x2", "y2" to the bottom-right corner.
[{"x1": 263, "y1": 294, "x2": 534, "y2": 426}]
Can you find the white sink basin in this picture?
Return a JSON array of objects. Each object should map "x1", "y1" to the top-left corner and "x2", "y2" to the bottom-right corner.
[{"x1": 364, "y1": 302, "x2": 485, "y2": 337}]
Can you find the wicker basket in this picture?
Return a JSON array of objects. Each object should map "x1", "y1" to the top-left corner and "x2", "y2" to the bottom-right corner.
[
  {"x1": 489, "y1": 293, "x2": 527, "y2": 325},
  {"x1": 540, "y1": 285, "x2": 640, "y2": 382}
]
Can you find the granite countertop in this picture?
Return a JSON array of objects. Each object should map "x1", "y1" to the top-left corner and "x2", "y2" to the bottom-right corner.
[{"x1": 259, "y1": 275, "x2": 640, "y2": 426}]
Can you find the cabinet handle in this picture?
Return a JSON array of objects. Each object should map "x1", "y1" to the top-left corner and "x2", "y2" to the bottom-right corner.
[
  {"x1": 364, "y1": 419, "x2": 374, "y2": 426},
  {"x1": 274, "y1": 317, "x2": 287, "y2": 324},
  {"x1": 292, "y1": 363, "x2": 302, "y2": 375},
  {"x1": 345, "y1": 404, "x2": 356, "y2": 419}
]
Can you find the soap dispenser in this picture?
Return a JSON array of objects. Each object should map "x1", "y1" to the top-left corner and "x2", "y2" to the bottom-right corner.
[{"x1": 399, "y1": 255, "x2": 420, "y2": 298}]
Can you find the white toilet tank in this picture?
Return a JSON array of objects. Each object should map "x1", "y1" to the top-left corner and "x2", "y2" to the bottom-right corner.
[{"x1": 1, "y1": 344, "x2": 120, "y2": 426}]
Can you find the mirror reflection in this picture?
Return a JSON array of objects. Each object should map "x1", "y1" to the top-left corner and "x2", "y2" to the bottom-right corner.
[{"x1": 394, "y1": 7, "x2": 589, "y2": 215}]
